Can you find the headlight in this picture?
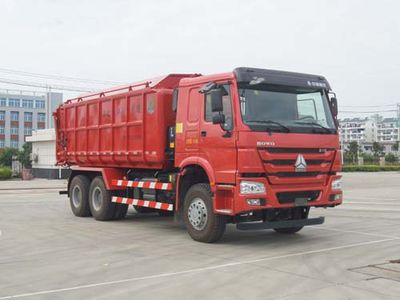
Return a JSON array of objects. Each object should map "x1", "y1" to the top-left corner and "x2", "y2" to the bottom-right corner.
[
  {"x1": 331, "y1": 179, "x2": 342, "y2": 190},
  {"x1": 240, "y1": 181, "x2": 266, "y2": 194}
]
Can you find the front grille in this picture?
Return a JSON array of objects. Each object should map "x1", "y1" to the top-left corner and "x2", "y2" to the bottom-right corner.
[
  {"x1": 270, "y1": 172, "x2": 321, "y2": 178},
  {"x1": 277, "y1": 191, "x2": 320, "y2": 204},
  {"x1": 264, "y1": 147, "x2": 333, "y2": 154},
  {"x1": 264, "y1": 159, "x2": 329, "y2": 166}
]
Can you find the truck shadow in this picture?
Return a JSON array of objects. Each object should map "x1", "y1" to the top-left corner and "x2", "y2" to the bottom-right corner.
[{"x1": 117, "y1": 211, "x2": 325, "y2": 247}]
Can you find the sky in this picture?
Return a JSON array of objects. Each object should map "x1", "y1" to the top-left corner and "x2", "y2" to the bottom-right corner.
[{"x1": 0, "y1": 0, "x2": 399, "y2": 117}]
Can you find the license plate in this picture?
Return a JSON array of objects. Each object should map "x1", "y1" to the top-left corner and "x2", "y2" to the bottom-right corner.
[{"x1": 294, "y1": 197, "x2": 308, "y2": 206}]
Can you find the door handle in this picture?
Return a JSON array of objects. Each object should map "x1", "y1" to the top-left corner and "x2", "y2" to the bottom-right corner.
[{"x1": 201, "y1": 131, "x2": 207, "y2": 137}]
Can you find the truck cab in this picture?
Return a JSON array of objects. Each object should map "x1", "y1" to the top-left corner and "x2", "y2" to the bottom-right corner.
[{"x1": 174, "y1": 67, "x2": 342, "y2": 240}]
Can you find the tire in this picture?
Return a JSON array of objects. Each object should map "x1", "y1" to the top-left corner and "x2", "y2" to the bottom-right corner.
[
  {"x1": 274, "y1": 226, "x2": 303, "y2": 234},
  {"x1": 113, "y1": 204, "x2": 128, "y2": 220},
  {"x1": 183, "y1": 183, "x2": 226, "y2": 243},
  {"x1": 273, "y1": 207, "x2": 307, "y2": 234},
  {"x1": 89, "y1": 176, "x2": 116, "y2": 221},
  {"x1": 69, "y1": 175, "x2": 91, "y2": 217}
]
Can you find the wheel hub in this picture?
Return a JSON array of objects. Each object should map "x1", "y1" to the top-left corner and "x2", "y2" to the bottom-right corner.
[
  {"x1": 92, "y1": 187, "x2": 103, "y2": 211},
  {"x1": 188, "y1": 197, "x2": 208, "y2": 231},
  {"x1": 71, "y1": 186, "x2": 81, "y2": 207}
]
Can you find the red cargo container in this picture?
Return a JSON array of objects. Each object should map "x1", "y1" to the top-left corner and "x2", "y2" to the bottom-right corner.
[{"x1": 55, "y1": 74, "x2": 198, "y2": 170}]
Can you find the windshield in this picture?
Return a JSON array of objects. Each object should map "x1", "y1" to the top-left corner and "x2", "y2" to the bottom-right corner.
[{"x1": 238, "y1": 84, "x2": 336, "y2": 134}]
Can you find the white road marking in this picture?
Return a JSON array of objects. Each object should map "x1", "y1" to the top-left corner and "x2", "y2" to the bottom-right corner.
[{"x1": 0, "y1": 237, "x2": 398, "y2": 300}]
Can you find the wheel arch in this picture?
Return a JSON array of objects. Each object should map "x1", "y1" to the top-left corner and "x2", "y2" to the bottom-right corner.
[
  {"x1": 67, "y1": 167, "x2": 127, "y2": 196},
  {"x1": 176, "y1": 158, "x2": 215, "y2": 213}
]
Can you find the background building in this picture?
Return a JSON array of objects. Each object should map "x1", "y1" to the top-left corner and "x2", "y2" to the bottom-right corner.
[
  {"x1": 26, "y1": 128, "x2": 70, "y2": 179},
  {"x1": 0, "y1": 89, "x2": 62, "y2": 150},
  {"x1": 339, "y1": 115, "x2": 400, "y2": 153}
]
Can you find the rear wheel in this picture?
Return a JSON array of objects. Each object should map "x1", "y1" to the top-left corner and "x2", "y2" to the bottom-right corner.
[
  {"x1": 69, "y1": 175, "x2": 91, "y2": 217},
  {"x1": 183, "y1": 183, "x2": 226, "y2": 243},
  {"x1": 89, "y1": 176, "x2": 116, "y2": 221}
]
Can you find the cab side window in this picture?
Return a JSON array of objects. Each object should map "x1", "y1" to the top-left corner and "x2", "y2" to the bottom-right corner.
[{"x1": 204, "y1": 84, "x2": 233, "y2": 131}]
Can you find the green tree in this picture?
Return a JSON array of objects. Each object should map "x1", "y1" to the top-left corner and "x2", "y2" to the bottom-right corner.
[
  {"x1": 347, "y1": 141, "x2": 359, "y2": 163},
  {"x1": 393, "y1": 141, "x2": 399, "y2": 152},
  {"x1": 372, "y1": 142, "x2": 384, "y2": 158},
  {"x1": 17, "y1": 142, "x2": 32, "y2": 168},
  {"x1": 0, "y1": 148, "x2": 18, "y2": 168}
]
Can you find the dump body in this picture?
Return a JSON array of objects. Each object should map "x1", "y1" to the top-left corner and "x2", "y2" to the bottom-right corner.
[{"x1": 55, "y1": 74, "x2": 198, "y2": 170}]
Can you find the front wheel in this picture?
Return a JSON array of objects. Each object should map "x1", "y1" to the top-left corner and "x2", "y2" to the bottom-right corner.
[
  {"x1": 273, "y1": 207, "x2": 308, "y2": 234},
  {"x1": 274, "y1": 226, "x2": 303, "y2": 234},
  {"x1": 183, "y1": 183, "x2": 226, "y2": 243}
]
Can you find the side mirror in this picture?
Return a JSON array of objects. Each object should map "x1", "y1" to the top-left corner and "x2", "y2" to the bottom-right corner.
[
  {"x1": 330, "y1": 97, "x2": 338, "y2": 117},
  {"x1": 210, "y1": 88, "x2": 223, "y2": 112},
  {"x1": 212, "y1": 114, "x2": 225, "y2": 125}
]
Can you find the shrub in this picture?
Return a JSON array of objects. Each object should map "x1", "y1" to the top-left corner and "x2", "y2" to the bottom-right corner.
[
  {"x1": 342, "y1": 164, "x2": 400, "y2": 172},
  {"x1": 0, "y1": 167, "x2": 12, "y2": 180},
  {"x1": 0, "y1": 147, "x2": 18, "y2": 168},
  {"x1": 361, "y1": 153, "x2": 375, "y2": 164},
  {"x1": 385, "y1": 153, "x2": 398, "y2": 164}
]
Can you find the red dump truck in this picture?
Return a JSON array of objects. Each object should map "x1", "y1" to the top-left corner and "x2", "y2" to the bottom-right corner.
[{"x1": 55, "y1": 67, "x2": 343, "y2": 242}]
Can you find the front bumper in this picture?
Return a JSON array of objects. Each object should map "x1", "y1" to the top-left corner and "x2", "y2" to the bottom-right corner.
[
  {"x1": 237, "y1": 216, "x2": 325, "y2": 230},
  {"x1": 213, "y1": 175, "x2": 342, "y2": 215}
]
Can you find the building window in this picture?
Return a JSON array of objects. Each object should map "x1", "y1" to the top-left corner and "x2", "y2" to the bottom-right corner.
[
  {"x1": 0, "y1": 126, "x2": 4, "y2": 134},
  {"x1": 0, "y1": 111, "x2": 5, "y2": 120},
  {"x1": 0, "y1": 98, "x2": 6, "y2": 107},
  {"x1": 8, "y1": 98, "x2": 21, "y2": 107},
  {"x1": 35, "y1": 100, "x2": 45, "y2": 109},
  {"x1": 10, "y1": 111, "x2": 19, "y2": 121},
  {"x1": 24, "y1": 127, "x2": 32, "y2": 136},
  {"x1": 10, "y1": 140, "x2": 18, "y2": 149},
  {"x1": 10, "y1": 126, "x2": 19, "y2": 135},
  {"x1": 37, "y1": 112, "x2": 46, "y2": 122},
  {"x1": 22, "y1": 99, "x2": 34, "y2": 108},
  {"x1": 0, "y1": 140, "x2": 5, "y2": 148},
  {"x1": 24, "y1": 112, "x2": 33, "y2": 122}
]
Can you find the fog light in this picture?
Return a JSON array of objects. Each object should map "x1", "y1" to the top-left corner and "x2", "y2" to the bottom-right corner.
[
  {"x1": 329, "y1": 194, "x2": 342, "y2": 201},
  {"x1": 247, "y1": 198, "x2": 265, "y2": 206}
]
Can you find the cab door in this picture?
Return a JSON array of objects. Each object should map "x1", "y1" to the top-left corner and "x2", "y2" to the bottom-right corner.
[{"x1": 199, "y1": 83, "x2": 237, "y2": 184}]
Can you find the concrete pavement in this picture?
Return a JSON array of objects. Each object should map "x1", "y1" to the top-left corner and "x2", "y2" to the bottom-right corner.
[{"x1": 0, "y1": 172, "x2": 399, "y2": 299}]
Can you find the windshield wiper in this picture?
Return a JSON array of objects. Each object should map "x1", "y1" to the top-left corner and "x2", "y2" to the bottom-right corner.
[
  {"x1": 294, "y1": 121, "x2": 333, "y2": 133},
  {"x1": 246, "y1": 120, "x2": 290, "y2": 133}
]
